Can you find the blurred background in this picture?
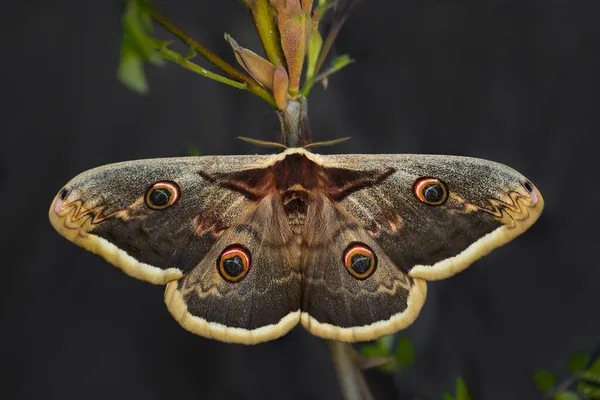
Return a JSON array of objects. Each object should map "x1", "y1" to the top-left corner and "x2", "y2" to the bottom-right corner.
[{"x1": 2, "y1": 0, "x2": 599, "y2": 399}]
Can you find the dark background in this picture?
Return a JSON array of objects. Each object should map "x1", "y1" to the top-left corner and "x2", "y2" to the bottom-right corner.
[{"x1": 2, "y1": 1, "x2": 599, "y2": 399}]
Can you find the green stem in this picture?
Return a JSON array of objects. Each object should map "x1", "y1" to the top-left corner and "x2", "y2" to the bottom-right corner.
[
  {"x1": 150, "y1": 8, "x2": 276, "y2": 107},
  {"x1": 157, "y1": 46, "x2": 247, "y2": 89},
  {"x1": 248, "y1": 0, "x2": 286, "y2": 67}
]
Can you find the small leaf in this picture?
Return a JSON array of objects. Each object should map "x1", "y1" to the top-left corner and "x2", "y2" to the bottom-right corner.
[
  {"x1": 442, "y1": 393, "x2": 455, "y2": 400},
  {"x1": 140, "y1": 8, "x2": 154, "y2": 33},
  {"x1": 360, "y1": 344, "x2": 387, "y2": 358},
  {"x1": 151, "y1": 38, "x2": 173, "y2": 49},
  {"x1": 577, "y1": 381, "x2": 600, "y2": 399},
  {"x1": 578, "y1": 360, "x2": 600, "y2": 399},
  {"x1": 580, "y1": 369, "x2": 600, "y2": 383},
  {"x1": 184, "y1": 47, "x2": 197, "y2": 61},
  {"x1": 122, "y1": 0, "x2": 163, "y2": 66},
  {"x1": 533, "y1": 370, "x2": 557, "y2": 392},
  {"x1": 553, "y1": 390, "x2": 580, "y2": 400},
  {"x1": 588, "y1": 356, "x2": 600, "y2": 374},
  {"x1": 225, "y1": 33, "x2": 276, "y2": 89},
  {"x1": 331, "y1": 54, "x2": 354, "y2": 70},
  {"x1": 313, "y1": 0, "x2": 335, "y2": 21},
  {"x1": 394, "y1": 337, "x2": 415, "y2": 369},
  {"x1": 377, "y1": 335, "x2": 395, "y2": 353},
  {"x1": 186, "y1": 145, "x2": 201, "y2": 156},
  {"x1": 118, "y1": 42, "x2": 148, "y2": 94},
  {"x1": 569, "y1": 353, "x2": 590, "y2": 374},
  {"x1": 305, "y1": 25, "x2": 322, "y2": 79},
  {"x1": 455, "y1": 377, "x2": 471, "y2": 400},
  {"x1": 315, "y1": 54, "x2": 354, "y2": 82}
]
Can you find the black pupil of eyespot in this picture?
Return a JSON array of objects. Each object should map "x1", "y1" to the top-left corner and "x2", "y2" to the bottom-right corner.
[
  {"x1": 150, "y1": 188, "x2": 171, "y2": 206},
  {"x1": 223, "y1": 256, "x2": 244, "y2": 278},
  {"x1": 524, "y1": 181, "x2": 534, "y2": 192},
  {"x1": 223, "y1": 255, "x2": 245, "y2": 277},
  {"x1": 59, "y1": 188, "x2": 69, "y2": 200},
  {"x1": 423, "y1": 184, "x2": 444, "y2": 203},
  {"x1": 350, "y1": 254, "x2": 371, "y2": 275}
]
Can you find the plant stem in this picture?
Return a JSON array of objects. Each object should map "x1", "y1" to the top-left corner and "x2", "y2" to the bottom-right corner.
[
  {"x1": 157, "y1": 46, "x2": 248, "y2": 89},
  {"x1": 150, "y1": 8, "x2": 276, "y2": 107},
  {"x1": 277, "y1": 96, "x2": 312, "y2": 146},
  {"x1": 247, "y1": 0, "x2": 286, "y2": 67},
  {"x1": 328, "y1": 341, "x2": 375, "y2": 400}
]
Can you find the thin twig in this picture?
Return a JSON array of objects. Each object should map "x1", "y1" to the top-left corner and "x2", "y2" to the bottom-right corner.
[
  {"x1": 157, "y1": 46, "x2": 248, "y2": 89},
  {"x1": 328, "y1": 341, "x2": 375, "y2": 400},
  {"x1": 150, "y1": 8, "x2": 276, "y2": 107}
]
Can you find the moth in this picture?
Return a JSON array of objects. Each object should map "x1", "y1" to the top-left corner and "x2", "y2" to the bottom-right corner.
[{"x1": 49, "y1": 147, "x2": 543, "y2": 344}]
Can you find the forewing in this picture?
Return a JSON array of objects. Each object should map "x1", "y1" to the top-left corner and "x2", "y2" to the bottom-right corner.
[
  {"x1": 319, "y1": 154, "x2": 544, "y2": 280},
  {"x1": 49, "y1": 155, "x2": 274, "y2": 284}
]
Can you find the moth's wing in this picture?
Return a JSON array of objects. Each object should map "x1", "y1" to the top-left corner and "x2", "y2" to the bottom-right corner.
[
  {"x1": 165, "y1": 194, "x2": 301, "y2": 344},
  {"x1": 49, "y1": 155, "x2": 275, "y2": 284},
  {"x1": 320, "y1": 154, "x2": 544, "y2": 280},
  {"x1": 49, "y1": 155, "x2": 302, "y2": 344},
  {"x1": 300, "y1": 197, "x2": 427, "y2": 342},
  {"x1": 300, "y1": 153, "x2": 543, "y2": 342}
]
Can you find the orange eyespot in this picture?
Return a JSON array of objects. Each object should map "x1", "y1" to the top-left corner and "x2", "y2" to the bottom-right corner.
[
  {"x1": 217, "y1": 245, "x2": 251, "y2": 282},
  {"x1": 343, "y1": 243, "x2": 377, "y2": 280},
  {"x1": 145, "y1": 181, "x2": 180, "y2": 210},
  {"x1": 413, "y1": 177, "x2": 448, "y2": 206}
]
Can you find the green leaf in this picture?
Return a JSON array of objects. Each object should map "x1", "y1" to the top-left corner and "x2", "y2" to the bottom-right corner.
[
  {"x1": 377, "y1": 335, "x2": 395, "y2": 353},
  {"x1": 578, "y1": 381, "x2": 600, "y2": 399},
  {"x1": 533, "y1": 370, "x2": 557, "y2": 392},
  {"x1": 442, "y1": 392, "x2": 455, "y2": 400},
  {"x1": 569, "y1": 353, "x2": 591, "y2": 374},
  {"x1": 360, "y1": 344, "x2": 388, "y2": 358},
  {"x1": 305, "y1": 27, "x2": 323, "y2": 79},
  {"x1": 455, "y1": 377, "x2": 471, "y2": 400},
  {"x1": 186, "y1": 145, "x2": 201, "y2": 156},
  {"x1": 184, "y1": 47, "x2": 198, "y2": 61},
  {"x1": 122, "y1": 0, "x2": 163, "y2": 66},
  {"x1": 588, "y1": 356, "x2": 600, "y2": 374},
  {"x1": 315, "y1": 54, "x2": 354, "y2": 82},
  {"x1": 359, "y1": 342, "x2": 396, "y2": 373},
  {"x1": 313, "y1": 0, "x2": 335, "y2": 21},
  {"x1": 578, "y1": 358, "x2": 600, "y2": 400},
  {"x1": 580, "y1": 369, "x2": 600, "y2": 383},
  {"x1": 118, "y1": 42, "x2": 148, "y2": 94},
  {"x1": 395, "y1": 337, "x2": 415, "y2": 369},
  {"x1": 139, "y1": 2, "x2": 154, "y2": 33},
  {"x1": 553, "y1": 391, "x2": 580, "y2": 400}
]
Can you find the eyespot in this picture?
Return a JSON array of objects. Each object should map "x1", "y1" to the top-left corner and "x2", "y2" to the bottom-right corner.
[
  {"x1": 145, "y1": 181, "x2": 180, "y2": 210},
  {"x1": 217, "y1": 245, "x2": 251, "y2": 282},
  {"x1": 59, "y1": 187, "x2": 71, "y2": 201},
  {"x1": 413, "y1": 177, "x2": 448, "y2": 206},
  {"x1": 54, "y1": 187, "x2": 72, "y2": 213},
  {"x1": 343, "y1": 243, "x2": 377, "y2": 280},
  {"x1": 523, "y1": 180, "x2": 534, "y2": 192}
]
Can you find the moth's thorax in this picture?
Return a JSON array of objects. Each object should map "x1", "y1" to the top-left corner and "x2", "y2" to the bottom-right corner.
[
  {"x1": 281, "y1": 185, "x2": 309, "y2": 234},
  {"x1": 203, "y1": 152, "x2": 395, "y2": 238}
]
